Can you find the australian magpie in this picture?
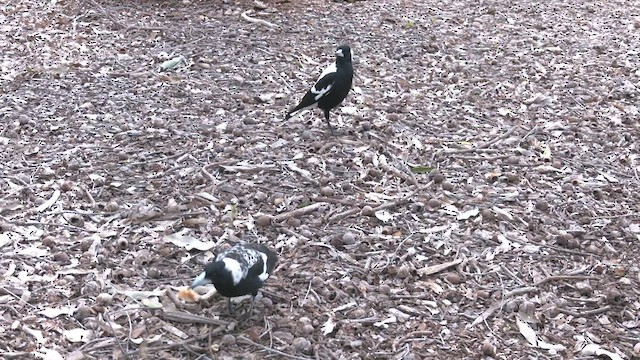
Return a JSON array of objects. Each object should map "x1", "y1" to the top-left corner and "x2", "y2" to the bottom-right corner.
[
  {"x1": 191, "y1": 243, "x2": 277, "y2": 316},
  {"x1": 285, "y1": 45, "x2": 354, "y2": 134}
]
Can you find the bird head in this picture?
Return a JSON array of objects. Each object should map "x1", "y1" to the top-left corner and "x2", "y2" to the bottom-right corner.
[
  {"x1": 191, "y1": 261, "x2": 222, "y2": 288},
  {"x1": 191, "y1": 258, "x2": 243, "y2": 288},
  {"x1": 335, "y1": 45, "x2": 352, "y2": 62}
]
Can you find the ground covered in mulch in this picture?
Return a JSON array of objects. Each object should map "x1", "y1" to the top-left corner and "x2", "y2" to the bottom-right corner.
[{"x1": 1, "y1": 0, "x2": 640, "y2": 359}]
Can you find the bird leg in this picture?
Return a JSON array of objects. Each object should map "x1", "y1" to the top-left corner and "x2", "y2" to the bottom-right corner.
[
  {"x1": 323, "y1": 109, "x2": 336, "y2": 135},
  {"x1": 247, "y1": 295, "x2": 256, "y2": 317},
  {"x1": 227, "y1": 298, "x2": 235, "y2": 315},
  {"x1": 236, "y1": 296, "x2": 257, "y2": 323}
]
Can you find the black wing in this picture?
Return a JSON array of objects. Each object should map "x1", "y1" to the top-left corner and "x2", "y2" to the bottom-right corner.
[
  {"x1": 286, "y1": 72, "x2": 337, "y2": 117},
  {"x1": 244, "y1": 243, "x2": 277, "y2": 274}
]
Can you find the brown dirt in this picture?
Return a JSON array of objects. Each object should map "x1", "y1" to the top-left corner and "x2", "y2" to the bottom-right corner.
[{"x1": 1, "y1": 0, "x2": 640, "y2": 359}]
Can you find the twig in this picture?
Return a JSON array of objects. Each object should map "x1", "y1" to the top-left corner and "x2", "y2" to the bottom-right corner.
[
  {"x1": 0, "y1": 286, "x2": 35, "y2": 308},
  {"x1": 534, "y1": 275, "x2": 598, "y2": 287},
  {"x1": 241, "y1": 10, "x2": 277, "y2": 28},
  {"x1": 128, "y1": 152, "x2": 187, "y2": 167},
  {"x1": 500, "y1": 264, "x2": 526, "y2": 285},
  {"x1": 77, "y1": 338, "x2": 117, "y2": 353},
  {"x1": 237, "y1": 336, "x2": 312, "y2": 360},
  {"x1": 392, "y1": 331, "x2": 434, "y2": 352},
  {"x1": 314, "y1": 196, "x2": 367, "y2": 206},
  {"x1": 201, "y1": 164, "x2": 216, "y2": 183},
  {"x1": 327, "y1": 208, "x2": 360, "y2": 223},
  {"x1": 417, "y1": 259, "x2": 463, "y2": 276},
  {"x1": 278, "y1": 227, "x2": 310, "y2": 241},
  {"x1": 503, "y1": 287, "x2": 538, "y2": 297},
  {"x1": 521, "y1": 125, "x2": 539, "y2": 141},
  {"x1": 342, "y1": 316, "x2": 380, "y2": 324},
  {"x1": 371, "y1": 183, "x2": 432, "y2": 212},
  {"x1": 125, "y1": 336, "x2": 202, "y2": 358},
  {"x1": 159, "y1": 310, "x2": 229, "y2": 326},
  {"x1": 454, "y1": 154, "x2": 512, "y2": 161},
  {"x1": 181, "y1": 342, "x2": 213, "y2": 360},
  {"x1": 208, "y1": 324, "x2": 226, "y2": 358},
  {"x1": 378, "y1": 157, "x2": 419, "y2": 186},
  {"x1": 79, "y1": 184, "x2": 96, "y2": 208},
  {"x1": 103, "y1": 312, "x2": 128, "y2": 358},
  {"x1": 558, "y1": 305, "x2": 611, "y2": 317},
  {"x1": 537, "y1": 243, "x2": 602, "y2": 257},
  {"x1": 273, "y1": 203, "x2": 327, "y2": 223},
  {"x1": 437, "y1": 126, "x2": 520, "y2": 157},
  {"x1": 87, "y1": 0, "x2": 127, "y2": 30},
  {"x1": 8, "y1": 219, "x2": 97, "y2": 232},
  {"x1": 328, "y1": 183, "x2": 432, "y2": 223},
  {"x1": 165, "y1": 289, "x2": 186, "y2": 310},
  {"x1": 271, "y1": 65, "x2": 295, "y2": 92}
]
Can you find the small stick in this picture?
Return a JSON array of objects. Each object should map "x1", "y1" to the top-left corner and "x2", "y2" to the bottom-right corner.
[
  {"x1": 273, "y1": 203, "x2": 326, "y2": 223},
  {"x1": 392, "y1": 331, "x2": 434, "y2": 352},
  {"x1": 437, "y1": 126, "x2": 520, "y2": 156},
  {"x1": 241, "y1": 10, "x2": 277, "y2": 28},
  {"x1": 328, "y1": 183, "x2": 432, "y2": 223},
  {"x1": 503, "y1": 287, "x2": 538, "y2": 298},
  {"x1": 558, "y1": 305, "x2": 611, "y2": 317},
  {"x1": 327, "y1": 208, "x2": 360, "y2": 223},
  {"x1": 79, "y1": 184, "x2": 96, "y2": 208},
  {"x1": 159, "y1": 310, "x2": 229, "y2": 326},
  {"x1": 165, "y1": 289, "x2": 185, "y2": 310},
  {"x1": 237, "y1": 336, "x2": 312, "y2": 360},
  {"x1": 270, "y1": 65, "x2": 295, "y2": 92},
  {"x1": 534, "y1": 275, "x2": 598, "y2": 287}
]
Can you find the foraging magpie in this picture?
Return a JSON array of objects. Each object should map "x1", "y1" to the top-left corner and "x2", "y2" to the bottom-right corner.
[
  {"x1": 285, "y1": 45, "x2": 354, "y2": 134},
  {"x1": 191, "y1": 243, "x2": 277, "y2": 316}
]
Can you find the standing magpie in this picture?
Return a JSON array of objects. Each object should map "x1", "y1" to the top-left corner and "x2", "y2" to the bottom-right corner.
[
  {"x1": 285, "y1": 45, "x2": 354, "y2": 134},
  {"x1": 191, "y1": 243, "x2": 277, "y2": 316}
]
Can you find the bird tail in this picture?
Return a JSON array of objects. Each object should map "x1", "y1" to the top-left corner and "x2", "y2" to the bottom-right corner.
[{"x1": 284, "y1": 106, "x2": 298, "y2": 121}]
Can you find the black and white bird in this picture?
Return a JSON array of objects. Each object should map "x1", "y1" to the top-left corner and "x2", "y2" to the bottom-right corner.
[
  {"x1": 191, "y1": 243, "x2": 277, "y2": 316},
  {"x1": 285, "y1": 45, "x2": 354, "y2": 134}
]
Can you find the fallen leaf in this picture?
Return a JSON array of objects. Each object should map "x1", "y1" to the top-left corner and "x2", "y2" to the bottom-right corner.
[
  {"x1": 516, "y1": 316, "x2": 566, "y2": 352},
  {"x1": 63, "y1": 329, "x2": 93, "y2": 343},
  {"x1": 457, "y1": 208, "x2": 480, "y2": 220},
  {"x1": 141, "y1": 297, "x2": 164, "y2": 309},
  {"x1": 539, "y1": 143, "x2": 552, "y2": 160},
  {"x1": 17, "y1": 246, "x2": 49, "y2": 257},
  {"x1": 121, "y1": 290, "x2": 166, "y2": 300},
  {"x1": 332, "y1": 301, "x2": 357, "y2": 312},
  {"x1": 418, "y1": 259, "x2": 463, "y2": 276},
  {"x1": 160, "y1": 56, "x2": 184, "y2": 70},
  {"x1": 492, "y1": 206, "x2": 513, "y2": 220},
  {"x1": 321, "y1": 316, "x2": 336, "y2": 335},
  {"x1": 33, "y1": 348, "x2": 63, "y2": 360},
  {"x1": 580, "y1": 344, "x2": 622, "y2": 360},
  {"x1": 36, "y1": 190, "x2": 60, "y2": 212},
  {"x1": 516, "y1": 316, "x2": 537, "y2": 346},
  {"x1": 39, "y1": 306, "x2": 77, "y2": 318},
  {"x1": 374, "y1": 210, "x2": 394, "y2": 222},
  {"x1": 165, "y1": 230, "x2": 215, "y2": 251},
  {"x1": 23, "y1": 325, "x2": 45, "y2": 344},
  {"x1": 410, "y1": 165, "x2": 433, "y2": 174},
  {"x1": 130, "y1": 334, "x2": 163, "y2": 345},
  {"x1": 0, "y1": 232, "x2": 15, "y2": 247}
]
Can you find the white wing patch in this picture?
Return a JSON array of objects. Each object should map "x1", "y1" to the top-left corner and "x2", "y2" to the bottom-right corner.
[
  {"x1": 311, "y1": 63, "x2": 337, "y2": 101},
  {"x1": 319, "y1": 63, "x2": 336, "y2": 79},
  {"x1": 222, "y1": 258, "x2": 245, "y2": 285},
  {"x1": 311, "y1": 84, "x2": 332, "y2": 101},
  {"x1": 258, "y1": 252, "x2": 270, "y2": 281}
]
